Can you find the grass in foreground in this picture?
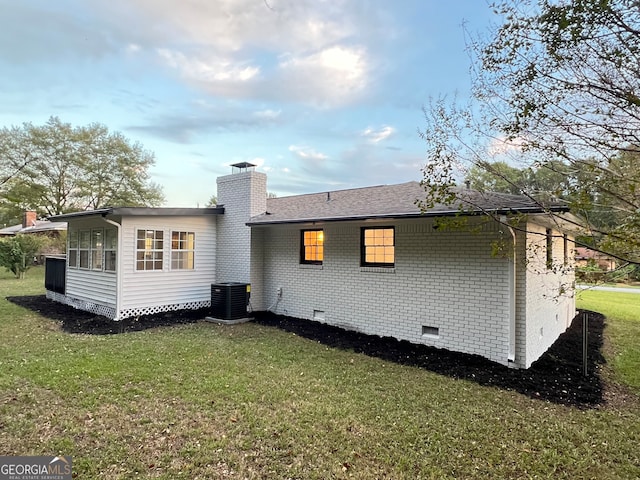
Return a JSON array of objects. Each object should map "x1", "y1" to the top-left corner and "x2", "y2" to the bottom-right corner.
[
  {"x1": 576, "y1": 288, "x2": 640, "y2": 391},
  {"x1": 0, "y1": 267, "x2": 639, "y2": 479}
]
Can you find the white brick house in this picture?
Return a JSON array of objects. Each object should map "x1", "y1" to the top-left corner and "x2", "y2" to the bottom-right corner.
[{"x1": 47, "y1": 163, "x2": 576, "y2": 368}]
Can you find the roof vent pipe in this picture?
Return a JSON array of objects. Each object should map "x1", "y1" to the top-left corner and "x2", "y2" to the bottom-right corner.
[{"x1": 327, "y1": 192, "x2": 331, "y2": 202}]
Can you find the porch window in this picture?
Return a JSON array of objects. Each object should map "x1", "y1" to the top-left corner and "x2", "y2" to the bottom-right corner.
[
  {"x1": 171, "y1": 231, "x2": 195, "y2": 270},
  {"x1": 136, "y1": 229, "x2": 164, "y2": 271},
  {"x1": 361, "y1": 227, "x2": 395, "y2": 267},
  {"x1": 546, "y1": 229, "x2": 553, "y2": 270},
  {"x1": 68, "y1": 230, "x2": 78, "y2": 268},
  {"x1": 79, "y1": 230, "x2": 91, "y2": 269},
  {"x1": 300, "y1": 229, "x2": 324, "y2": 264},
  {"x1": 104, "y1": 228, "x2": 117, "y2": 272},
  {"x1": 91, "y1": 229, "x2": 103, "y2": 271}
]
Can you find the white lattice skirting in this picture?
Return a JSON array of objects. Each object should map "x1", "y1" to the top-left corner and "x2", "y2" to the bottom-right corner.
[
  {"x1": 118, "y1": 301, "x2": 210, "y2": 320},
  {"x1": 46, "y1": 290, "x2": 117, "y2": 319},
  {"x1": 46, "y1": 290, "x2": 211, "y2": 321}
]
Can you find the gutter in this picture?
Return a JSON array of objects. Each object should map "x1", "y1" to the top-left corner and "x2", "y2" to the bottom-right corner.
[
  {"x1": 48, "y1": 206, "x2": 224, "y2": 221},
  {"x1": 101, "y1": 216, "x2": 122, "y2": 321},
  {"x1": 246, "y1": 206, "x2": 570, "y2": 227},
  {"x1": 501, "y1": 215, "x2": 517, "y2": 363}
]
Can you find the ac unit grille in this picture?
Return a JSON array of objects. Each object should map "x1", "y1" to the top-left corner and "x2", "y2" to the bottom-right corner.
[{"x1": 211, "y1": 282, "x2": 250, "y2": 320}]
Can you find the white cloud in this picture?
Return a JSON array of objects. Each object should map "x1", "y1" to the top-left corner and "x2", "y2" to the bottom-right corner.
[
  {"x1": 103, "y1": 0, "x2": 372, "y2": 108},
  {"x1": 128, "y1": 0, "x2": 352, "y2": 54},
  {"x1": 157, "y1": 42, "x2": 369, "y2": 108},
  {"x1": 277, "y1": 46, "x2": 369, "y2": 107},
  {"x1": 253, "y1": 109, "x2": 281, "y2": 120},
  {"x1": 126, "y1": 43, "x2": 141, "y2": 54},
  {"x1": 487, "y1": 136, "x2": 526, "y2": 157},
  {"x1": 288, "y1": 145, "x2": 328, "y2": 162},
  {"x1": 361, "y1": 125, "x2": 395, "y2": 143},
  {"x1": 250, "y1": 157, "x2": 266, "y2": 168},
  {"x1": 157, "y1": 49, "x2": 260, "y2": 83}
]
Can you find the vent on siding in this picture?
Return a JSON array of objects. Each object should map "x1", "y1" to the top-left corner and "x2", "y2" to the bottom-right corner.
[{"x1": 422, "y1": 325, "x2": 439, "y2": 338}]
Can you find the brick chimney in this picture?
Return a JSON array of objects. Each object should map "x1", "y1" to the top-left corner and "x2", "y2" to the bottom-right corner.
[
  {"x1": 22, "y1": 211, "x2": 37, "y2": 228},
  {"x1": 216, "y1": 162, "x2": 267, "y2": 285}
]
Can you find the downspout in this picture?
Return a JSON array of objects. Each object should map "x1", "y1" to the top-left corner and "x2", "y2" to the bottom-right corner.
[
  {"x1": 102, "y1": 217, "x2": 122, "y2": 321},
  {"x1": 500, "y1": 215, "x2": 517, "y2": 363}
]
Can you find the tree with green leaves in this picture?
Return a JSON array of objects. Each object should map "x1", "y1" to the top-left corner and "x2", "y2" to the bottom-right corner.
[
  {"x1": 205, "y1": 195, "x2": 217, "y2": 207},
  {"x1": 0, "y1": 235, "x2": 45, "y2": 279},
  {"x1": 420, "y1": 0, "x2": 640, "y2": 263},
  {"x1": 465, "y1": 160, "x2": 570, "y2": 198},
  {"x1": 0, "y1": 117, "x2": 164, "y2": 218}
]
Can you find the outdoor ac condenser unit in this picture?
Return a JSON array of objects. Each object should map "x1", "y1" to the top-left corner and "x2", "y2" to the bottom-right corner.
[{"x1": 210, "y1": 282, "x2": 250, "y2": 320}]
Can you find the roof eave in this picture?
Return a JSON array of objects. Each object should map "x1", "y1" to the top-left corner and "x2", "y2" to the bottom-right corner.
[
  {"x1": 48, "y1": 209, "x2": 113, "y2": 220},
  {"x1": 48, "y1": 206, "x2": 225, "y2": 221},
  {"x1": 247, "y1": 206, "x2": 568, "y2": 226}
]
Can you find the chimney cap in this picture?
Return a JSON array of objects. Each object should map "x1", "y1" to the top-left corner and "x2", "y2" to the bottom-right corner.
[{"x1": 230, "y1": 162, "x2": 257, "y2": 173}]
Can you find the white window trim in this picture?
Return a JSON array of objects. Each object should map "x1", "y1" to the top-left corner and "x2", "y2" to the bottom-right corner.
[
  {"x1": 104, "y1": 228, "x2": 117, "y2": 273},
  {"x1": 68, "y1": 229, "x2": 78, "y2": 269},
  {"x1": 91, "y1": 229, "x2": 104, "y2": 271},
  {"x1": 170, "y1": 230, "x2": 196, "y2": 271},
  {"x1": 135, "y1": 228, "x2": 165, "y2": 272},
  {"x1": 78, "y1": 229, "x2": 91, "y2": 270}
]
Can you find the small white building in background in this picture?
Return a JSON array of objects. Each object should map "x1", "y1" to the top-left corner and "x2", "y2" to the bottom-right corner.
[{"x1": 48, "y1": 164, "x2": 576, "y2": 369}]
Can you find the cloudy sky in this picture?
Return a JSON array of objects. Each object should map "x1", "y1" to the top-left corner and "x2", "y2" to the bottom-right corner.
[{"x1": 0, "y1": 0, "x2": 495, "y2": 206}]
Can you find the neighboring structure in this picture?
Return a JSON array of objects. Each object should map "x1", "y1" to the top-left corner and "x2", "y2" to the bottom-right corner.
[
  {"x1": 47, "y1": 164, "x2": 577, "y2": 369},
  {"x1": 0, "y1": 211, "x2": 67, "y2": 236},
  {"x1": 575, "y1": 246, "x2": 616, "y2": 271},
  {"x1": 1, "y1": 211, "x2": 68, "y2": 260}
]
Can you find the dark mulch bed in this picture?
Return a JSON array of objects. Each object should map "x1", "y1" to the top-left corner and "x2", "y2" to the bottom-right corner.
[
  {"x1": 7, "y1": 295, "x2": 208, "y2": 334},
  {"x1": 254, "y1": 311, "x2": 607, "y2": 409},
  {"x1": 7, "y1": 295, "x2": 612, "y2": 408}
]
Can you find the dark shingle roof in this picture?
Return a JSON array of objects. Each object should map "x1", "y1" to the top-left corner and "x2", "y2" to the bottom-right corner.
[
  {"x1": 248, "y1": 181, "x2": 568, "y2": 225},
  {"x1": 48, "y1": 206, "x2": 224, "y2": 221}
]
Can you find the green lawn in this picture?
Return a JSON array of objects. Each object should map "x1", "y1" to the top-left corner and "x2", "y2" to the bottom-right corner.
[
  {"x1": 576, "y1": 288, "x2": 640, "y2": 391},
  {"x1": 1, "y1": 267, "x2": 639, "y2": 479}
]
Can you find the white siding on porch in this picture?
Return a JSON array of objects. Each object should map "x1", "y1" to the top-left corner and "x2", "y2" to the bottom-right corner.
[
  {"x1": 65, "y1": 217, "x2": 117, "y2": 310},
  {"x1": 66, "y1": 270, "x2": 117, "y2": 306},
  {"x1": 118, "y1": 216, "x2": 217, "y2": 318}
]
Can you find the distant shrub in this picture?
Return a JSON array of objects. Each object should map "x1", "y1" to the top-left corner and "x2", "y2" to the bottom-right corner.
[{"x1": 0, "y1": 235, "x2": 45, "y2": 279}]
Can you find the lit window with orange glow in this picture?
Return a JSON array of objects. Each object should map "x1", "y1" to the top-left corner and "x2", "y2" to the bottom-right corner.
[
  {"x1": 301, "y1": 229, "x2": 324, "y2": 264},
  {"x1": 136, "y1": 229, "x2": 164, "y2": 271},
  {"x1": 171, "y1": 231, "x2": 195, "y2": 270},
  {"x1": 361, "y1": 227, "x2": 395, "y2": 267}
]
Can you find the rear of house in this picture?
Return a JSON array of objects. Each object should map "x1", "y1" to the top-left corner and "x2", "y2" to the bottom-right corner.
[
  {"x1": 246, "y1": 177, "x2": 575, "y2": 369},
  {"x1": 46, "y1": 166, "x2": 576, "y2": 369}
]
